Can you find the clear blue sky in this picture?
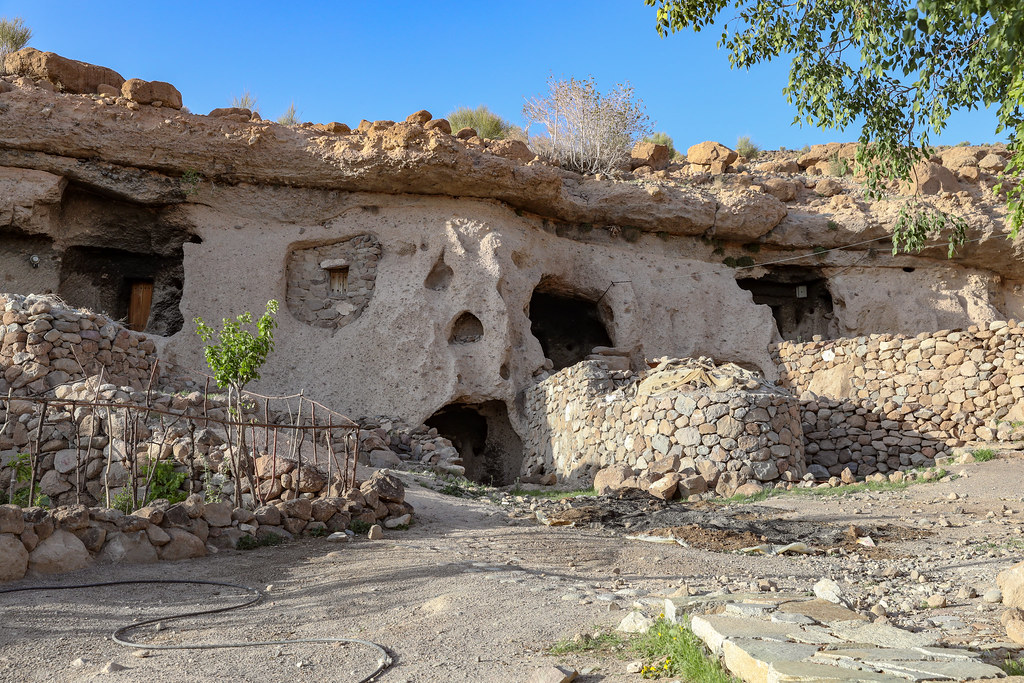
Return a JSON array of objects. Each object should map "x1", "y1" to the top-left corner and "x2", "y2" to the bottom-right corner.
[{"x1": 4, "y1": 0, "x2": 1003, "y2": 150}]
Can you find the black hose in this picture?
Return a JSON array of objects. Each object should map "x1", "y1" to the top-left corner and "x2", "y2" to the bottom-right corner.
[{"x1": 0, "y1": 578, "x2": 392, "y2": 683}]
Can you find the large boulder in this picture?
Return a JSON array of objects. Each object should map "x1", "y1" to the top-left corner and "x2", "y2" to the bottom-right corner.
[
  {"x1": 3, "y1": 47, "x2": 125, "y2": 94},
  {"x1": 999, "y1": 561, "x2": 1024, "y2": 609},
  {"x1": 902, "y1": 161, "x2": 959, "y2": 196},
  {"x1": 488, "y1": 139, "x2": 534, "y2": 164},
  {"x1": 593, "y1": 464, "x2": 634, "y2": 495},
  {"x1": 0, "y1": 505, "x2": 24, "y2": 534},
  {"x1": 687, "y1": 141, "x2": 738, "y2": 172},
  {"x1": 97, "y1": 531, "x2": 158, "y2": 564},
  {"x1": 121, "y1": 78, "x2": 183, "y2": 109},
  {"x1": 157, "y1": 528, "x2": 206, "y2": 561},
  {"x1": 713, "y1": 190, "x2": 788, "y2": 241},
  {"x1": 361, "y1": 470, "x2": 405, "y2": 503},
  {"x1": 28, "y1": 529, "x2": 92, "y2": 574},
  {"x1": 630, "y1": 142, "x2": 671, "y2": 171},
  {"x1": 0, "y1": 533, "x2": 29, "y2": 581}
]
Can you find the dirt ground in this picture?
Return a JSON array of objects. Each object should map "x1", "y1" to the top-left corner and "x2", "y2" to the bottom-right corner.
[{"x1": 1, "y1": 457, "x2": 1022, "y2": 683}]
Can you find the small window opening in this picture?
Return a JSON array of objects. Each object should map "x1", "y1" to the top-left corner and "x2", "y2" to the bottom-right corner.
[{"x1": 328, "y1": 266, "x2": 349, "y2": 295}]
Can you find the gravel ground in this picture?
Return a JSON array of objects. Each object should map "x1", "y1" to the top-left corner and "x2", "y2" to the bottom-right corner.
[{"x1": 1, "y1": 457, "x2": 1022, "y2": 683}]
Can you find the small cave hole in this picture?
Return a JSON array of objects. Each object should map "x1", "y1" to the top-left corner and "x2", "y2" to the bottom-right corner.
[
  {"x1": 736, "y1": 267, "x2": 835, "y2": 342},
  {"x1": 449, "y1": 312, "x2": 483, "y2": 344},
  {"x1": 903, "y1": 267, "x2": 916, "y2": 273},
  {"x1": 425, "y1": 401, "x2": 523, "y2": 485},
  {"x1": 528, "y1": 285, "x2": 612, "y2": 371},
  {"x1": 499, "y1": 363, "x2": 510, "y2": 380},
  {"x1": 425, "y1": 252, "x2": 454, "y2": 291}
]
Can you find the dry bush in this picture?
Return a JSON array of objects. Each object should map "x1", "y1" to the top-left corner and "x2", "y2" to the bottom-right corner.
[
  {"x1": 523, "y1": 75, "x2": 651, "y2": 175},
  {"x1": 0, "y1": 16, "x2": 31, "y2": 74}
]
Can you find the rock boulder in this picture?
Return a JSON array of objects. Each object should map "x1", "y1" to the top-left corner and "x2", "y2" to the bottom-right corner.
[{"x1": 3, "y1": 48, "x2": 125, "y2": 94}]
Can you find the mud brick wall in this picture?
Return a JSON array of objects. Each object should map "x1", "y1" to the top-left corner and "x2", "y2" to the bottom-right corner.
[{"x1": 520, "y1": 361, "x2": 805, "y2": 491}]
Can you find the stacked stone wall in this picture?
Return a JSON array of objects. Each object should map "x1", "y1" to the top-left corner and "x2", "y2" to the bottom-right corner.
[
  {"x1": 1, "y1": 293, "x2": 156, "y2": 396},
  {"x1": 0, "y1": 469, "x2": 410, "y2": 583},
  {"x1": 773, "y1": 321, "x2": 1024, "y2": 477},
  {"x1": 521, "y1": 361, "x2": 805, "y2": 494}
]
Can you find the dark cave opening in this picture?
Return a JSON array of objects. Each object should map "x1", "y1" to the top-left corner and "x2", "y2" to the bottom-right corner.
[
  {"x1": 425, "y1": 400, "x2": 523, "y2": 485},
  {"x1": 736, "y1": 267, "x2": 835, "y2": 342},
  {"x1": 527, "y1": 287, "x2": 612, "y2": 371},
  {"x1": 58, "y1": 246, "x2": 185, "y2": 335}
]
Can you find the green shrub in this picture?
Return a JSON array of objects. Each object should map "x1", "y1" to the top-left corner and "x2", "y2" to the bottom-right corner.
[
  {"x1": 0, "y1": 17, "x2": 31, "y2": 74},
  {"x1": 827, "y1": 153, "x2": 850, "y2": 176},
  {"x1": 111, "y1": 460, "x2": 188, "y2": 513},
  {"x1": 231, "y1": 90, "x2": 259, "y2": 114},
  {"x1": 350, "y1": 519, "x2": 372, "y2": 534},
  {"x1": 736, "y1": 136, "x2": 761, "y2": 159},
  {"x1": 446, "y1": 105, "x2": 512, "y2": 139},
  {"x1": 644, "y1": 132, "x2": 677, "y2": 158},
  {"x1": 277, "y1": 101, "x2": 298, "y2": 125},
  {"x1": 237, "y1": 533, "x2": 285, "y2": 550}
]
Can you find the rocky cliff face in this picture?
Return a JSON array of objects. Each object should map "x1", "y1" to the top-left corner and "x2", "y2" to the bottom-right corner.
[{"x1": 1, "y1": 51, "x2": 1021, "y2": 479}]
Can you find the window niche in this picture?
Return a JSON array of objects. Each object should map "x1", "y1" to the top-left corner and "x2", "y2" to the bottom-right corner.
[{"x1": 285, "y1": 234, "x2": 381, "y2": 329}]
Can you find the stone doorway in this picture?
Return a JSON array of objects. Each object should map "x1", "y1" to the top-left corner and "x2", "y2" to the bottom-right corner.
[{"x1": 425, "y1": 400, "x2": 523, "y2": 485}]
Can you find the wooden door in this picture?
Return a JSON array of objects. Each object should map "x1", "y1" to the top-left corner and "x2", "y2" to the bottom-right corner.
[{"x1": 128, "y1": 281, "x2": 153, "y2": 331}]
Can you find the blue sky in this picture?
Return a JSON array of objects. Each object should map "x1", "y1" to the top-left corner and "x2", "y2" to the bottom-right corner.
[{"x1": 3, "y1": 0, "x2": 1003, "y2": 150}]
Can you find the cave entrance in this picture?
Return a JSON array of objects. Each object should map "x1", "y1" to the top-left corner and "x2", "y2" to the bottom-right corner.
[
  {"x1": 58, "y1": 246, "x2": 185, "y2": 335},
  {"x1": 528, "y1": 285, "x2": 612, "y2": 371},
  {"x1": 737, "y1": 267, "x2": 835, "y2": 342},
  {"x1": 425, "y1": 400, "x2": 523, "y2": 485}
]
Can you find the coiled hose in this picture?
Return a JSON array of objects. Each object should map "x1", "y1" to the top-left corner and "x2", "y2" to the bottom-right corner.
[{"x1": 0, "y1": 578, "x2": 392, "y2": 682}]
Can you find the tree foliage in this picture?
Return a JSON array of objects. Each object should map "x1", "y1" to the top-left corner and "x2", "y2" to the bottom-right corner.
[
  {"x1": 644, "y1": 0, "x2": 1024, "y2": 251},
  {"x1": 645, "y1": 131, "x2": 678, "y2": 157},
  {"x1": 194, "y1": 300, "x2": 279, "y2": 393},
  {"x1": 0, "y1": 16, "x2": 32, "y2": 71},
  {"x1": 523, "y1": 75, "x2": 652, "y2": 175}
]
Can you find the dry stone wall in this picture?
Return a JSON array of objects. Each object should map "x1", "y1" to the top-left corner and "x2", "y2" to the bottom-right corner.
[
  {"x1": 773, "y1": 321, "x2": 1024, "y2": 478},
  {"x1": 0, "y1": 469, "x2": 410, "y2": 583},
  {"x1": 1, "y1": 293, "x2": 156, "y2": 396},
  {"x1": 285, "y1": 234, "x2": 381, "y2": 328},
  {"x1": 521, "y1": 361, "x2": 805, "y2": 496}
]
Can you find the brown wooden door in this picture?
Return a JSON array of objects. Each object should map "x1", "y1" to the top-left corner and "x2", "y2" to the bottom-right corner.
[{"x1": 128, "y1": 281, "x2": 153, "y2": 331}]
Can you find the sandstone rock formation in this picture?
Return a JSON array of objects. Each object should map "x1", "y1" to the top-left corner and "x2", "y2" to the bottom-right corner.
[{"x1": 1, "y1": 50, "x2": 1022, "y2": 490}]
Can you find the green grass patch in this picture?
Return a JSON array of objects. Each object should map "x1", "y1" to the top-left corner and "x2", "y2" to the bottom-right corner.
[
  {"x1": 633, "y1": 618, "x2": 738, "y2": 681},
  {"x1": 236, "y1": 533, "x2": 286, "y2": 550},
  {"x1": 434, "y1": 475, "x2": 488, "y2": 498},
  {"x1": 548, "y1": 630, "x2": 626, "y2": 655},
  {"x1": 508, "y1": 486, "x2": 597, "y2": 500},
  {"x1": 971, "y1": 448, "x2": 995, "y2": 462},
  {"x1": 1004, "y1": 656, "x2": 1024, "y2": 676}
]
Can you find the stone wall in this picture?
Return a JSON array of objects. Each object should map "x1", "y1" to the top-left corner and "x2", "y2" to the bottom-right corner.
[
  {"x1": 773, "y1": 321, "x2": 1024, "y2": 476},
  {"x1": 520, "y1": 361, "x2": 805, "y2": 495},
  {"x1": 1, "y1": 293, "x2": 157, "y2": 396},
  {"x1": 0, "y1": 469, "x2": 410, "y2": 583},
  {"x1": 285, "y1": 234, "x2": 381, "y2": 328}
]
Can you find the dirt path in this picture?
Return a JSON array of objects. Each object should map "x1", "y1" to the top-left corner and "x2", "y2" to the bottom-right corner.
[{"x1": 1, "y1": 459, "x2": 1022, "y2": 683}]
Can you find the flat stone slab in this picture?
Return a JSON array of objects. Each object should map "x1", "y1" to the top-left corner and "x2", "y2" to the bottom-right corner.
[
  {"x1": 723, "y1": 639, "x2": 821, "y2": 683},
  {"x1": 727, "y1": 602, "x2": 779, "y2": 617},
  {"x1": 828, "y1": 621, "x2": 938, "y2": 649},
  {"x1": 772, "y1": 612, "x2": 818, "y2": 626},
  {"x1": 861, "y1": 659, "x2": 1006, "y2": 681},
  {"x1": 691, "y1": 614, "x2": 798, "y2": 655},
  {"x1": 788, "y1": 626, "x2": 846, "y2": 645},
  {"x1": 770, "y1": 661, "x2": 909, "y2": 682},
  {"x1": 778, "y1": 599, "x2": 869, "y2": 624},
  {"x1": 819, "y1": 647, "x2": 978, "y2": 662}
]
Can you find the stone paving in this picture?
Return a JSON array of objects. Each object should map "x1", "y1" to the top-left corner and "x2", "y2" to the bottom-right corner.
[{"x1": 674, "y1": 592, "x2": 1009, "y2": 682}]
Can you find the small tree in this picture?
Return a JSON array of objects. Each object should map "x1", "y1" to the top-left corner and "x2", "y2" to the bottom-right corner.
[
  {"x1": 277, "y1": 101, "x2": 298, "y2": 125},
  {"x1": 446, "y1": 105, "x2": 512, "y2": 139},
  {"x1": 0, "y1": 16, "x2": 31, "y2": 73},
  {"x1": 194, "y1": 300, "x2": 279, "y2": 506},
  {"x1": 523, "y1": 75, "x2": 652, "y2": 175}
]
